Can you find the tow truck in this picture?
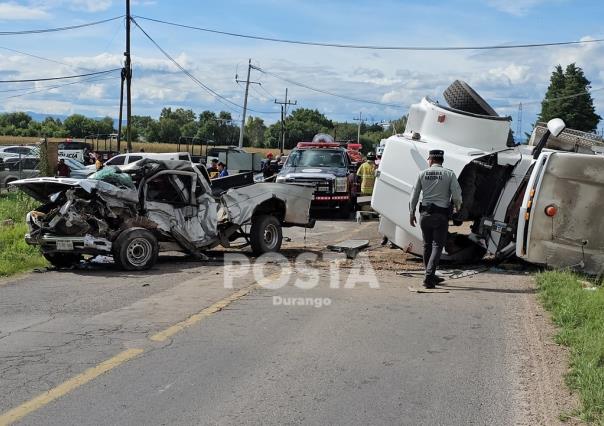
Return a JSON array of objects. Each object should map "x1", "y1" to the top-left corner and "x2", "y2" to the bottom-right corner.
[{"x1": 276, "y1": 134, "x2": 357, "y2": 217}]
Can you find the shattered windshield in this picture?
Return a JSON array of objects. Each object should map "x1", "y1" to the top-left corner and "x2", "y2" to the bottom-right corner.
[{"x1": 287, "y1": 149, "x2": 346, "y2": 168}]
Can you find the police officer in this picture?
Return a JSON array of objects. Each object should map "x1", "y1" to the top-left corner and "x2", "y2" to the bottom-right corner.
[{"x1": 409, "y1": 150, "x2": 462, "y2": 288}]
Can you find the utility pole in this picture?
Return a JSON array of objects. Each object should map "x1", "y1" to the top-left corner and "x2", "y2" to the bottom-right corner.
[
  {"x1": 274, "y1": 88, "x2": 296, "y2": 154},
  {"x1": 125, "y1": 0, "x2": 133, "y2": 152},
  {"x1": 117, "y1": 67, "x2": 125, "y2": 152},
  {"x1": 516, "y1": 102, "x2": 523, "y2": 142},
  {"x1": 353, "y1": 112, "x2": 367, "y2": 144},
  {"x1": 235, "y1": 59, "x2": 261, "y2": 148}
]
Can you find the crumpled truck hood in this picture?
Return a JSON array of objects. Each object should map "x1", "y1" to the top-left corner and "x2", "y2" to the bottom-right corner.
[
  {"x1": 10, "y1": 177, "x2": 139, "y2": 204},
  {"x1": 221, "y1": 183, "x2": 314, "y2": 226}
]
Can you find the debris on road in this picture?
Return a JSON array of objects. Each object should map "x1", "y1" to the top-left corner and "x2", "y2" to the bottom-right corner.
[{"x1": 327, "y1": 239, "x2": 369, "y2": 259}]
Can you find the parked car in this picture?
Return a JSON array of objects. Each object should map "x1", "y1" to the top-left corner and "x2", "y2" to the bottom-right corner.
[
  {"x1": 0, "y1": 156, "x2": 40, "y2": 189},
  {"x1": 11, "y1": 159, "x2": 314, "y2": 270},
  {"x1": 0, "y1": 145, "x2": 39, "y2": 160},
  {"x1": 372, "y1": 81, "x2": 604, "y2": 275},
  {"x1": 83, "y1": 152, "x2": 194, "y2": 175},
  {"x1": 276, "y1": 134, "x2": 357, "y2": 217}
]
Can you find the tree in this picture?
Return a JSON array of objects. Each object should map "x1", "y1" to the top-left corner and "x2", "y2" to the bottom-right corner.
[
  {"x1": 539, "y1": 63, "x2": 601, "y2": 132},
  {"x1": 266, "y1": 108, "x2": 333, "y2": 149},
  {"x1": 95, "y1": 117, "x2": 115, "y2": 135},
  {"x1": 63, "y1": 114, "x2": 93, "y2": 138},
  {"x1": 245, "y1": 116, "x2": 266, "y2": 147},
  {"x1": 158, "y1": 118, "x2": 180, "y2": 143},
  {"x1": 159, "y1": 107, "x2": 196, "y2": 128}
]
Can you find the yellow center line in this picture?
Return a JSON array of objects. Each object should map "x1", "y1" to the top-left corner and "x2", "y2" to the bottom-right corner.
[
  {"x1": 0, "y1": 348, "x2": 144, "y2": 426},
  {"x1": 150, "y1": 271, "x2": 282, "y2": 342},
  {"x1": 0, "y1": 262, "x2": 290, "y2": 423}
]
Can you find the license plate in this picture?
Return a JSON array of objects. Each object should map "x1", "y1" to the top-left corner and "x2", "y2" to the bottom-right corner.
[{"x1": 56, "y1": 240, "x2": 74, "y2": 251}]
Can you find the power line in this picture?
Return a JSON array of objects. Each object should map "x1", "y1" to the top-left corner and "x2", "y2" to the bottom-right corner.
[
  {"x1": 134, "y1": 15, "x2": 604, "y2": 51},
  {"x1": 132, "y1": 18, "x2": 278, "y2": 114},
  {"x1": 252, "y1": 65, "x2": 404, "y2": 108},
  {"x1": 0, "y1": 68, "x2": 121, "y2": 83},
  {"x1": 0, "y1": 16, "x2": 124, "y2": 36},
  {"x1": 0, "y1": 46, "x2": 79, "y2": 69},
  {"x1": 499, "y1": 86, "x2": 604, "y2": 108},
  {"x1": 0, "y1": 45, "x2": 107, "y2": 74},
  {"x1": 1, "y1": 74, "x2": 118, "y2": 100}
]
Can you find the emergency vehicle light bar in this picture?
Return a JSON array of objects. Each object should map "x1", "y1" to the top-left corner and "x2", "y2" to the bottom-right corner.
[{"x1": 297, "y1": 142, "x2": 341, "y2": 149}]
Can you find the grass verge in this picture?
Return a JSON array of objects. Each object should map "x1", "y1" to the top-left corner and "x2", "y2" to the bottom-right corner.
[
  {"x1": 536, "y1": 271, "x2": 604, "y2": 423},
  {"x1": 0, "y1": 192, "x2": 47, "y2": 276}
]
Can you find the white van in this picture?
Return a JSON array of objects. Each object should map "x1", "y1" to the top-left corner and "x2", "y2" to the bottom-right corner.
[
  {"x1": 372, "y1": 96, "x2": 604, "y2": 275},
  {"x1": 104, "y1": 152, "x2": 192, "y2": 167}
]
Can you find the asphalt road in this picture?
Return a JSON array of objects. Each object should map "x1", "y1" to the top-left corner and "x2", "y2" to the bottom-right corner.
[{"x1": 0, "y1": 219, "x2": 543, "y2": 425}]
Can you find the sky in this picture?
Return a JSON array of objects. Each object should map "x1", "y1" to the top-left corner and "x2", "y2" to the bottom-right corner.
[{"x1": 0, "y1": 0, "x2": 603, "y2": 135}]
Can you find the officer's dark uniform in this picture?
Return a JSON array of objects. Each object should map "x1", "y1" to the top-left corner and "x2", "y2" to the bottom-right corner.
[{"x1": 409, "y1": 150, "x2": 462, "y2": 287}]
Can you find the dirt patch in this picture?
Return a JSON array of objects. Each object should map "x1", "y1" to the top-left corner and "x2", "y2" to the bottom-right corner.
[{"x1": 505, "y1": 278, "x2": 580, "y2": 425}]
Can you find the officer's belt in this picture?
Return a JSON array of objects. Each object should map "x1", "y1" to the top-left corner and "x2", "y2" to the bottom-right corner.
[{"x1": 419, "y1": 203, "x2": 450, "y2": 215}]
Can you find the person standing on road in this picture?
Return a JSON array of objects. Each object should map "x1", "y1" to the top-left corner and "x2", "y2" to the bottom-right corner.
[
  {"x1": 56, "y1": 158, "x2": 71, "y2": 177},
  {"x1": 409, "y1": 150, "x2": 462, "y2": 288},
  {"x1": 357, "y1": 152, "x2": 377, "y2": 196}
]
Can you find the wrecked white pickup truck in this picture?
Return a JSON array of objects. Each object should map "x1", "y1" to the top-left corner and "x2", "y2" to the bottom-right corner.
[
  {"x1": 11, "y1": 159, "x2": 314, "y2": 270},
  {"x1": 373, "y1": 81, "x2": 604, "y2": 275}
]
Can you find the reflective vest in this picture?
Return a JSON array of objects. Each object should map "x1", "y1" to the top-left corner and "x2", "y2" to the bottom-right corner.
[{"x1": 357, "y1": 161, "x2": 376, "y2": 195}]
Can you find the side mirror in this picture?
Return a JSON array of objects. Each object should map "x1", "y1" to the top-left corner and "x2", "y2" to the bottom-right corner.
[{"x1": 547, "y1": 118, "x2": 566, "y2": 137}]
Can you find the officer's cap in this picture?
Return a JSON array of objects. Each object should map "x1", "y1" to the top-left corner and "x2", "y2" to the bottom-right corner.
[{"x1": 428, "y1": 150, "x2": 444, "y2": 159}]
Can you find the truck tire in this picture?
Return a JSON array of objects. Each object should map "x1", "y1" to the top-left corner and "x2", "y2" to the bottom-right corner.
[
  {"x1": 43, "y1": 252, "x2": 82, "y2": 268},
  {"x1": 443, "y1": 80, "x2": 498, "y2": 116},
  {"x1": 250, "y1": 214, "x2": 282, "y2": 256},
  {"x1": 112, "y1": 227, "x2": 158, "y2": 271}
]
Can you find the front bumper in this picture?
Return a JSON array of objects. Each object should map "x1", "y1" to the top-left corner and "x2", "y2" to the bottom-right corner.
[
  {"x1": 311, "y1": 194, "x2": 352, "y2": 210},
  {"x1": 26, "y1": 233, "x2": 112, "y2": 254}
]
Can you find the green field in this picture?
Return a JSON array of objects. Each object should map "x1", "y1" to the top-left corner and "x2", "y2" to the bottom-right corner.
[
  {"x1": 0, "y1": 192, "x2": 47, "y2": 276},
  {"x1": 537, "y1": 271, "x2": 604, "y2": 423},
  {"x1": 0, "y1": 136, "x2": 283, "y2": 156}
]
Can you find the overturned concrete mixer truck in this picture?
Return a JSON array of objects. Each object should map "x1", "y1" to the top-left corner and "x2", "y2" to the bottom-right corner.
[{"x1": 372, "y1": 80, "x2": 604, "y2": 275}]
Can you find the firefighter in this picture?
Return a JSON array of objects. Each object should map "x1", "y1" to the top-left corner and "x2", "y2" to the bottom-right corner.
[
  {"x1": 261, "y1": 152, "x2": 276, "y2": 178},
  {"x1": 357, "y1": 152, "x2": 377, "y2": 196},
  {"x1": 409, "y1": 150, "x2": 462, "y2": 288}
]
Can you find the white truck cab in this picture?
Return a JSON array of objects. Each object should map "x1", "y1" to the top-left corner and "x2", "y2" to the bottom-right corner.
[{"x1": 372, "y1": 96, "x2": 604, "y2": 275}]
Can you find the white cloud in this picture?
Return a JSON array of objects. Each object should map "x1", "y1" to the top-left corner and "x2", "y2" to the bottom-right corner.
[
  {"x1": 486, "y1": 0, "x2": 549, "y2": 16},
  {"x1": 0, "y1": 1, "x2": 50, "y2": 19},
  {"x1": 78, "y1": 84, "x2": 105, "y2": 99},
  {"x1": 67, "y1": 0, "x2": 111, "y2": 12}
]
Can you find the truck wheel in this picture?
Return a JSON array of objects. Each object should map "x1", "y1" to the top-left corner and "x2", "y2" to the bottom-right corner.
[
  {"x1": 443, "y1": 80, "x2": 498, "y2": 116},
  {"x1": 112, "y1": 227, "x2": 158, "y2": 271},
  {"x1": 250, "y1": 214, "x2": 282, "y2": 256},
  {"x1": 43, "y1": 252, "x2": 82, "y2": 268}
]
